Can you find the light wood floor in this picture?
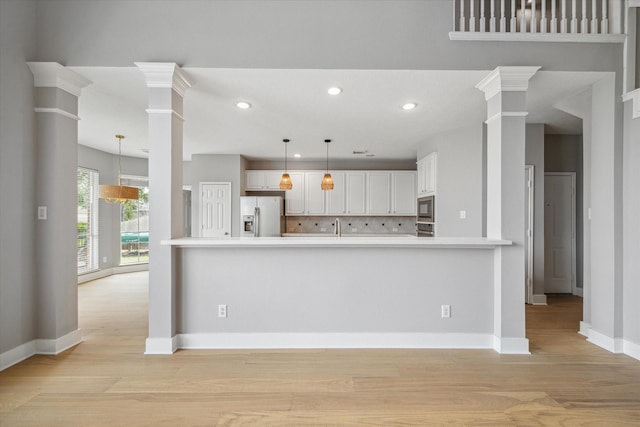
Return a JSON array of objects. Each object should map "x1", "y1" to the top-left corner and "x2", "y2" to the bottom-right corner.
[{"x1": 1, "y1": 272, "x2": 639, "y2": 426}]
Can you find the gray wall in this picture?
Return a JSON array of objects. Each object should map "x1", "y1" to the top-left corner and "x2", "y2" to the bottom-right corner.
[
  {"x1": 417, "y1": 124, "x2": 484, "y2": 237},
  {"x1": 190, "y1": 154, "x2": 244, "y2": 237},
  {"x1": 623, "y1": 100, "x2": 640, "y2": 346},
  {"x1": 34, "y1": 0, "x2": 622, "y2": 73},
  {"x1": 0, "y1": 0, "x2": 37, "y2": 354},
  {"x1": 248, "y1": 159, "x2": 416, "y2": 171},
  {"x1": 545, "y1": 134, "x2": 584, "y2": 289},
  {"x1": 525, "y1": 125, "x2": 545, "y2": 296}
]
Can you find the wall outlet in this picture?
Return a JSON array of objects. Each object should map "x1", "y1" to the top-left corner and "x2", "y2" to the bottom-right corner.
[
  {"x1": 459, "y1": 210, "x2": 466, "y2": 219},
  {"x1": 320, "y1": 227, "x2": 327, "y2": 232},
  {"x1": 351, "y1": 228, "x2": 357, "y2": 232},
  {"x1": 37, "y1": 206, "x2": 47, "y2": 220},
  {"x1": 392, "y1": 227, "x2": 399, "y2": 232},
  {"x1": 441, "y1": 305, "x2": 451, "y2": 318},
  {"x1": 103, "y1": 256, "x2": 108, "y2": 264},
  {"x1": 218, "y1": 304, "x2": 227, "y2": 318}
]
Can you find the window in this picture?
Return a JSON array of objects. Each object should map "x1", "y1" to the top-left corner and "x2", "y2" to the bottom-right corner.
[
  {"x1": 120, "y1": 176, "x2": 149, "y2": 265},
  {"x1": 77, "y1": 168, "x2": 99, "y2": 274}
]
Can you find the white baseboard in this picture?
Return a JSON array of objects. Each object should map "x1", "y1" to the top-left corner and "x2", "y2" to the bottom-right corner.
[
  {"x1": 532, "y1": 294, "x2": 547, "y2": 305},
  {"x1": 492, "y1": 336, "x2": 531, "y2": 354},
  {"x1": 145, "y1": 336, "x2": 178, "y2": 354},
  {"x1": 0, "y1": 341, "x2": 37, "y2": 371},
  {"x1": 78, "y1": 264, "x2": 148, "y2": 284},
  {"x1": 0, "y1": 329, "x2": 82, "y2": 372},
  {"x1": 579, "y1": 321, "x2": 591, "y2": 337},
  {"x1": 177, "y1": 332, "x2": 496, "y2": 351},
  {"x1": 573, "y1": 287, "x2": 584, "y2": 297},
  {"x1": 623, "y1": 339, "x2": 640, "y2": 361},
  {"x1": 587, "y1": 328, "x2": 624, "y2": 353},
  {"x1": 35, "y1": 329, "x2": 83, "y2": 355}
]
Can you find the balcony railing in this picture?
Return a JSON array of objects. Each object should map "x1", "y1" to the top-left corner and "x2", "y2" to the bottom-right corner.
[{"x1": 450, "y1": 0, "x2": 626, "y2": 42}]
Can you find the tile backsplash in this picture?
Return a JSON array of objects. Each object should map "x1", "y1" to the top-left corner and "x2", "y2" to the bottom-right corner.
[{"x1": 285, "y1": 216, "x2": 416, "y2": 235}]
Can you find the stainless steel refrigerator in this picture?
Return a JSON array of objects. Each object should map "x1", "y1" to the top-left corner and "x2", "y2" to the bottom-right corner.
[{"x1": 240, "y1": 196, "x2": 284, "y2": 237}]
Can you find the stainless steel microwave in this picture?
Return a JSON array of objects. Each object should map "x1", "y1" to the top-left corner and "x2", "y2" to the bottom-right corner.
[{"x1": 417, "y1": 195, "x2": 435, "y2": 223}]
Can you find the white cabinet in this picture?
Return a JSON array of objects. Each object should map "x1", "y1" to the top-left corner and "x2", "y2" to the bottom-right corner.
[
  {"x1": 245, "y1": 171, "x2": 283, "y2": 190},
  {"x1": 392, "y1": 172, "x2": 416, "y2": 215},
  {"x1": 285, "y1": 172, "x2": 305, "y2": 215},
  {"x1": 367, "y1": 172, "x2": 392, "y2": 214},
  {"x1": 417, "y1": 152, "x2": 437, "y2": 196},
  {"x1": 326, "y1": 172, "x2": 346, "y2": 215},
  {"x1": 345, "y1": 172, "x2": 366, "y2": 215},
  {"x1": 305, "y1": 172, "x2": 326, "y2": 215}
]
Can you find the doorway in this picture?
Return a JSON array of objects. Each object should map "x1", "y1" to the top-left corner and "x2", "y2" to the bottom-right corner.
[
  {"x1": 200, "y1": 182, "x2": 231, "y2": 238},
  {"x1": 525, "y1": 165, "x2": 534, "y2": 304},
  {"x1": 544, "y1": 173, "x2": 577, "y2": 294}
]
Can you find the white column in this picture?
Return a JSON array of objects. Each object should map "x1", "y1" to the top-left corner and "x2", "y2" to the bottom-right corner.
[
  {"x1": 27, "y1": 62, "x2": 91, "y2": 352},
  {"x1": 476, "y1": 66, "x2": 540, "y2": 354},
  {"x1": 136, "y1": 62, "x2": 191, "y2": 354}
]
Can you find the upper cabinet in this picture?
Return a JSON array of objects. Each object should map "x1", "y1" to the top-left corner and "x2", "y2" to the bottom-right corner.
[
  {"x1": 246, "y1": 171, "x2": 283, "y2": 190},
  {"x1": 246, "y1": 170, "x2": 416, "y2": 216},
  {"x1": 417, "y1": 152, "x2": 437, "y2": 196}
]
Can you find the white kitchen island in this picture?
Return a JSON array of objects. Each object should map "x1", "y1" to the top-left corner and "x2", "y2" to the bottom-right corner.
[{"x1": 150, "y1": 236, "x2": 527, "y2": 354}]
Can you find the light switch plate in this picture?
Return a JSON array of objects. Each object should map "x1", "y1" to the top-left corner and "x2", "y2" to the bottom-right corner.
[
  {"x1": 459, "y1": 210, "x2": 466, "y2": 219},
  {"x1": 37, "y1": 206, "x2": 47, "y2": 220}
]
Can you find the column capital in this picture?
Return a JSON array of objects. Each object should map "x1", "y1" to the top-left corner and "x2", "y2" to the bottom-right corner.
[
  {"x1": 476, "y1": 66, "x2": 541, "y2": 100},
  {"x1": 27, "y1": 62, "x2": 92, "y2": 97},
  {"x1": 135, "y1": 62, "x2": 192, "y2": 96}
]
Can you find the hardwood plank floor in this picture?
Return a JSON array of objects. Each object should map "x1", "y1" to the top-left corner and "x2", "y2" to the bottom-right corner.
[{"x1": 1, "y1": 272, "x2": 639, "y2": 426}]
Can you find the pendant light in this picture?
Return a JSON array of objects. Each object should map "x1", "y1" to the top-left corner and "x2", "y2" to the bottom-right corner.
[
  {"x1": 279, "y1": 138, "x2": 293, "y2": 190},
  {"x1": 99, "y1": 135, "x2": 139, "y2": 203},
  {"x1": 321, "y1": 139, "x2": 334, "y2": 190}
]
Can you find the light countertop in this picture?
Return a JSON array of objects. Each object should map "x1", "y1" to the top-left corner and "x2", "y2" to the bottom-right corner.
[{"x1": 161, "y1": 236, "x2": 512, "y2": 249}]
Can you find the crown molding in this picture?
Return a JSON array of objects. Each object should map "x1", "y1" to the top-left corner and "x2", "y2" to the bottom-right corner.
[
  {"x1": 476, "y1": 66, "x2": 541, "y2": 100},
  {"x1": 622, "y1": 88, "x2": 640, "y2": 119},
  {"x1": 135, "y1": 62, "x2": 192, "y2": 96},
  {"x1": 27, "y1": 62, "x2": 91, "y2": 97}
]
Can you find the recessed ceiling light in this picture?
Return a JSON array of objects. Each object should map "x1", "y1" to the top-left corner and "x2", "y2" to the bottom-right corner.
[
  {"x1": 328, "y1": 87, "x2": 342, "y2": 95},
  {"x1": 236, "y1": 101, "x2": 251, "y2": 109},
  {"x1": 294, "y1": 153, "x2": 301, "y2": 158},
  {"x1": 402, "y1": 102, "x2": 417, "y2": 111}
]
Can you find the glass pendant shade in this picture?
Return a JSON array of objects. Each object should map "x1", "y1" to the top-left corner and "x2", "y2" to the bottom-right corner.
[
  {"x1": 321, "y1": 173, "x2": 334, "y2": 190},
  {"x1": 279, "y1": 138, "x2": 292, "y2": 190},
  {"x1": 99, "y1": 135, "x2": 139, "y2": 204}
]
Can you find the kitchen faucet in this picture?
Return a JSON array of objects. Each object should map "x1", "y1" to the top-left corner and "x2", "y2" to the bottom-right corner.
[{"x1": 334, "y1": 218, "x2": 341, "y2": 237}]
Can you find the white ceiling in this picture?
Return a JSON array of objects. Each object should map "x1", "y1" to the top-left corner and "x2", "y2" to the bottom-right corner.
[{"x1": 73, "y1": 67, "x2": 603, "y2": 162}]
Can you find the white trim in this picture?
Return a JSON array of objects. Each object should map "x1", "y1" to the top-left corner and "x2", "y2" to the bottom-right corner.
[
  {"x1": 579, "y1": 321, "x2": 591, "y2": 337},
  {"x1": 492, "y1": 336, "x2": 531, "y2": 354},
  {"x1": 532, "y1": 294, "x2": 548, "y2": 305},
  {"x1": 630, "y1": 0, "x2": 640, "y2": 7},
  {"x1": 135, "y1": 62, "x2": 192, "y2": 97},
  {"x1": 178, "y1": 333, "x2": 496, "y2": 350},
  {"x1": 27, "y1": 62, "x2": 91, "y2": 97},
  {"x1": 145, "y1": 336, "x2": 178, "y2": 354},
  {"x1": 145, "y1": 109, "x2": 185, "y2": 121},
  {"x1": 475, "y1": 66, "x2": 541, "y2": 100},
  {"x1": 0, "y1": 341, "x2": 37, "y2": 371},
  {"x1": 573, "y1": 287, "x2": 584, "y2": 297},
  {"x1": 525, "y1": 165, "x2": 535, "y2": 305},
  {"x1": 449, "y1": 31, "x2": 626, "y2": 43},
  {"x1": 33, "y1": 107, "x2": 80, "y2": 121},
  {"x1": 485, "y1": 111, "x2": 529, "y2": 124},
  {"x1": 35, "y1": 329, "x2": 83, "y2": 355},
  {"x1": 587, "y1": 328, "x2": 624, "y2": 353},
  {"x1": 1, "y1": 329, "x2": 83, "y2": 372},
  {"x1": 624, "y1": 340, "x2": 640, "y2": 361},
  {"x1": 622, "y1": 88, "x2": 640, "y2": 119}
]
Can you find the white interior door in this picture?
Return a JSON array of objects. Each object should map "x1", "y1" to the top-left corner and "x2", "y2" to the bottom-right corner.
[
  {"x1": 201, "y1": 182, "x2": 231, "y2": 238},
  {"x1": 524, "y1": 165, "x2": 534, "y2": 304},
  {"x1": 544, "y1": 173, "x2": 576, "y2": 294}
]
